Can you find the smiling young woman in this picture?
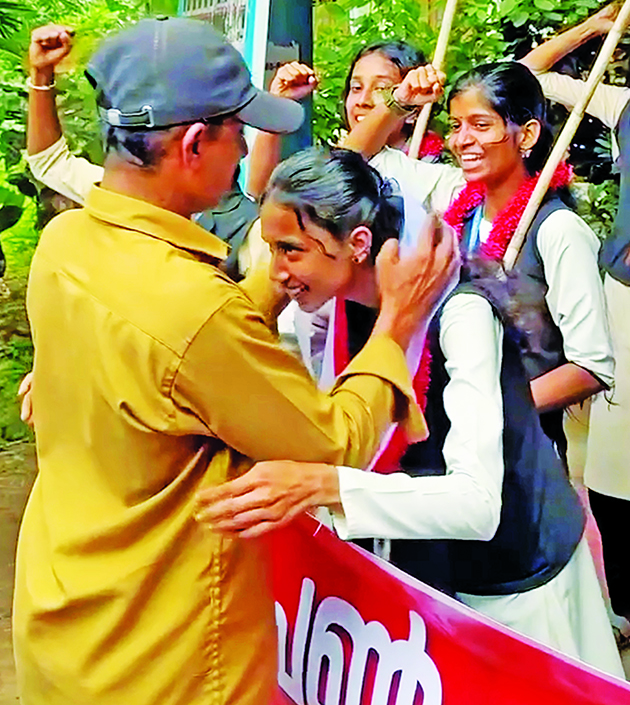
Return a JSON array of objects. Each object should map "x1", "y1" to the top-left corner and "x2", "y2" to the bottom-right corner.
[
  {"x1": 260, "y1": 148, "x2": 402, "y2": 315},
  {"x1": 439, "y1": 63, "x2": 613, "y2": 462}
]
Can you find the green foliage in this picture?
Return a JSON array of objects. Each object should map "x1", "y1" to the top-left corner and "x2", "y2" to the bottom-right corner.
[
  {"x1": 575, "y1": 179, "x2": 621, "y2": 241},
  {"x1": 0, "y1": 277, "x2": 34, "y2": 446}
]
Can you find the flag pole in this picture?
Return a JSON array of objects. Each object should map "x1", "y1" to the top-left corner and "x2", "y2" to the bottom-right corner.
[{"x1": 408, "y1": 0, "x2": 459, "y2": 158}]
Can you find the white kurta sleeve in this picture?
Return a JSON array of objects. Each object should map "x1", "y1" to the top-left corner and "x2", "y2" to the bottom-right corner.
[
  {"x1": 331, "y1": 293, "x2": 504, "y2": 541},
  {"x1": 25, "y1": 137, "x2": 103, "y2": 205},
  {"x1": 536, "y1": 209, "x2": 615, "y2": 388},
  {"x1": 535, "y1": 71, "x2": 630, "y2": 130},
  {"x1": 369, "y1": 147, "x2": 465, "y2": 215}
]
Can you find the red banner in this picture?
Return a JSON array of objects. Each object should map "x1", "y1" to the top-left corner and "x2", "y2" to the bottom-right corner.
[{"x1": 269, "y1": 514, "x2": 630, "y2": 705}]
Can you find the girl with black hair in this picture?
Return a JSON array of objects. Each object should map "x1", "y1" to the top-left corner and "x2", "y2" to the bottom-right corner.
[
  {"x1": 343, "y1": 40, "x2": 438, "y2": 154},
  {"x1": 248, "y1": 40, "x2": 464, "y2": 248},
  {"x1": 347, "y1": 60, "x2": 614, "y2": 463},
  {"x1": 197, "y1": 144, "x2": 623, "y2": 677}
]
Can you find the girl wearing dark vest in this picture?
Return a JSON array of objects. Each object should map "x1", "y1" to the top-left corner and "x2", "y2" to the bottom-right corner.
[{"x1": 197, "y1": 142, "x2": 623, "y2": 677}]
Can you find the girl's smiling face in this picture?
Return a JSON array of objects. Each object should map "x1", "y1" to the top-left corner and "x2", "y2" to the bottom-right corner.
[
  {"x1": 345, "y1": 52, "x2": 403, "y2": 132},
  {"x1": 260, "y1": 199, "x2": 356, "y2": 313},
  {"x1": 447, "y1": 87, "x2": 525, "y2": 188}
]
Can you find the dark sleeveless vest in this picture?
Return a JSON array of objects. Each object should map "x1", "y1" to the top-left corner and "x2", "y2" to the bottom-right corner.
[
  {"x1": 345, "y1": 281, "x2": 585, "y2": 595},
  {"x1": 396, "y1": 291, "x2": 585, "y2": 596},
  {"x1": 461, "y1": 197, "x2": 569, "y2": 463},
  {"x1": 601, "y1": 98, "x2": 630, "y2": 285}
]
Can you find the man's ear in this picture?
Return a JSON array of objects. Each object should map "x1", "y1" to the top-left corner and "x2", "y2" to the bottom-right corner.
[
  {"x1": 181, "y1": 123, "x2": 207, "y2": 167},
  {"x1": 348, "y1": 225, "x2": 373, "y2": 264}
]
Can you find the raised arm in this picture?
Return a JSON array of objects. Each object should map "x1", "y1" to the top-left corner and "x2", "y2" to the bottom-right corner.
[
  {"x1": 521, "y1": 3, "x2": 619, "y2": 73},
  {"x1": 27, "y1": 24, "x2": 73, "y2": 156},
  {"x1": 341, "y1": 65, "x2": 445, "y2": 159},
  {"x1": 27, "y1": 25, "x2": 103, "y2": 204},
  {"x1": 246, "y1": 62, "x2": 317, "y2": 198}
]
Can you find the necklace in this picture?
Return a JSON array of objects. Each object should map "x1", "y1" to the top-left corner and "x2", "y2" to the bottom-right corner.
[{"x1": 444, "y1": 161, "x2": 573, "y2": 260}]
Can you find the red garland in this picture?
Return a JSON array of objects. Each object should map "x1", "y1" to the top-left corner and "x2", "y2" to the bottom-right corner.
[
  {"x1": 402, "y1": 130, "x2": 445, "y2": 159},
  {"x1": 418, "y1": 131, "x2": 444, "y2": 159},
  {"x1": 443, "y1": 161, "x2": 573, "y2": 260}
]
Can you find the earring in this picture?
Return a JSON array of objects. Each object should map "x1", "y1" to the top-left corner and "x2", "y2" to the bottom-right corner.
[
  {"x1": 520, "y1": 147, "x2": 532, "y2": 158},
  {"x1": 353, "y1": 255, "x2": 363, "y2": 264}
]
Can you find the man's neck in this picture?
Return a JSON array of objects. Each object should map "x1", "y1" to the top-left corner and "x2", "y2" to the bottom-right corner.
[{"x1": 101, "y1": 158, "x2": 195, "y2": 219}]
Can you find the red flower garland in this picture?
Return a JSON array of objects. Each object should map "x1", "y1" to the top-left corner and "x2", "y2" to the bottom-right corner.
[
  {"x1": 419, "y1": 131, "x2": 445, "y2": 159},
  {"x1": 402, "y1": 130, "x2": 445, "y2": 159},
  {"x1": 444, "y1": 161, "x2": 573, "y2": 260}
]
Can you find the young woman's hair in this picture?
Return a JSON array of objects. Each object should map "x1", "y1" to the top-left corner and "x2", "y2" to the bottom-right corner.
[
  {"x1": 342, "y1": 40, "x2": 426, "y2": 128},
  {"x1": 447, "y1": 61, "x2": 553, "y2": 175},
  {"x1": 264, "y1": 147, "x2": 403, "y2": 260}
]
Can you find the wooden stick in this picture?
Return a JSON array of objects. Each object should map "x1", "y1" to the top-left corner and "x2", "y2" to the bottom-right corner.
[
  {"x1": 503, "y1": 0, "x2": 630, "y2": 271},
  {"x1": 408, "y1": 0, "x2": 459, "y2": 158}
]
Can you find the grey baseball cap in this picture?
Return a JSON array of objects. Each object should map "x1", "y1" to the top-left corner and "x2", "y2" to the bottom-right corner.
[{"x1": 86, "y1": 16, "x2": 304, "y2": 134}]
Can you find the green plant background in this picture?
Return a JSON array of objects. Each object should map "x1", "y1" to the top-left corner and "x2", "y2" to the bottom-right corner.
[{"x1": 0, "y1": 0, "x2": 622, "y2": 446}]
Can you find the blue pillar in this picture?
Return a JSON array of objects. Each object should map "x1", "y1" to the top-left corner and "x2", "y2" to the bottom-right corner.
[
  {"x1": 267, "y1": 0, "x2": 313, "y2": 155},
  {"x1": 243, "y1": 0, "x2": 312, "y2": 157}
]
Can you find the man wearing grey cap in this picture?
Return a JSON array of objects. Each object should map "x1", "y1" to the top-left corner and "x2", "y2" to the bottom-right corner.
[{"x1": 15, "y1": 17, "x2": 457, "y2": 705}]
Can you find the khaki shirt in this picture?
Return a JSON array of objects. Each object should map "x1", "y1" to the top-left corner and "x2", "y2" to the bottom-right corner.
[{"x1": 16, "y1": 185, "x2": 424, "y2": 705}]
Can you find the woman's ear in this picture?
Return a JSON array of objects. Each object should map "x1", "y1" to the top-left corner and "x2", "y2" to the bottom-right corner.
[
  {"x1": 519, "y1": 119, "x2": 542, "y2": 155},
  {"x1": 181, "y1": 123, "x2": 207, "y2": 167},
  {"x1": 348, "y1": 225, "x2": 373, "y2": 264}
]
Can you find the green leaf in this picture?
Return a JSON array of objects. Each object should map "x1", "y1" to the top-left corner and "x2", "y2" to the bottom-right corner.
[
  {"x1": 499, "y1": 0, "x2": 517, "y2": 14},
  {"x1": 511, "y1": 10, "x2": 530, "y2": 27},
  {"x1": 7, "y1": 173, "x2": 37, "y2": 198}
]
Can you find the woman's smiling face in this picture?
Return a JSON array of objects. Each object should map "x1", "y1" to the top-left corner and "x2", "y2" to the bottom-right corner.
[
  {"x1": 345, "y1": 52, "x2": 403, "y2": 132},
  {"x1": 447, "y1": 87, "x2": 524, "y2": 188},
  {"x1": 260, "y1": 199, "x2": 356, "y2": 313}
]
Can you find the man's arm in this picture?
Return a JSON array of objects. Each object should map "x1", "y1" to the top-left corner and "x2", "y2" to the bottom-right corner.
[
  {"x1": 246, "y1": 62, "x2": 317, "y2": 198},
  {"x1": 520, "y1": 4, "x2": 619, "y2": 74},
  {"x1": 195, "y1": 293, "x2": 504, "y2": 541},
  {"x1": 186, "y1": 217, "x2": 458, "y2": 472}
]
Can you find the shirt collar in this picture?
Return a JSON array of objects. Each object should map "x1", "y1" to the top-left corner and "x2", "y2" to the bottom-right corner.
[{"x1": 85, "y1": 184, "x2": 228, "y2": 262}]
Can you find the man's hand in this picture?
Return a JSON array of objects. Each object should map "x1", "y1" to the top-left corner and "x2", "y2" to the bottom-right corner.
[
  {"x1": 29, "y1": 24, "x2": 74, "y2": 84},
  {"x1": 373, "y1": 215, "x2": 460, "y2": 350},
  {"x1": 392, "y1": 64, "x2": 445, "y2": 108},
  {"x1": 18, "y1": 372, "x2": 34, "y2": 427},
  {"x1": 195, "y1": 461, "x2": 340, "y2": 538},
  {"x1": 269, "y1": 62, "x2": 318, "y2": 101}
]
